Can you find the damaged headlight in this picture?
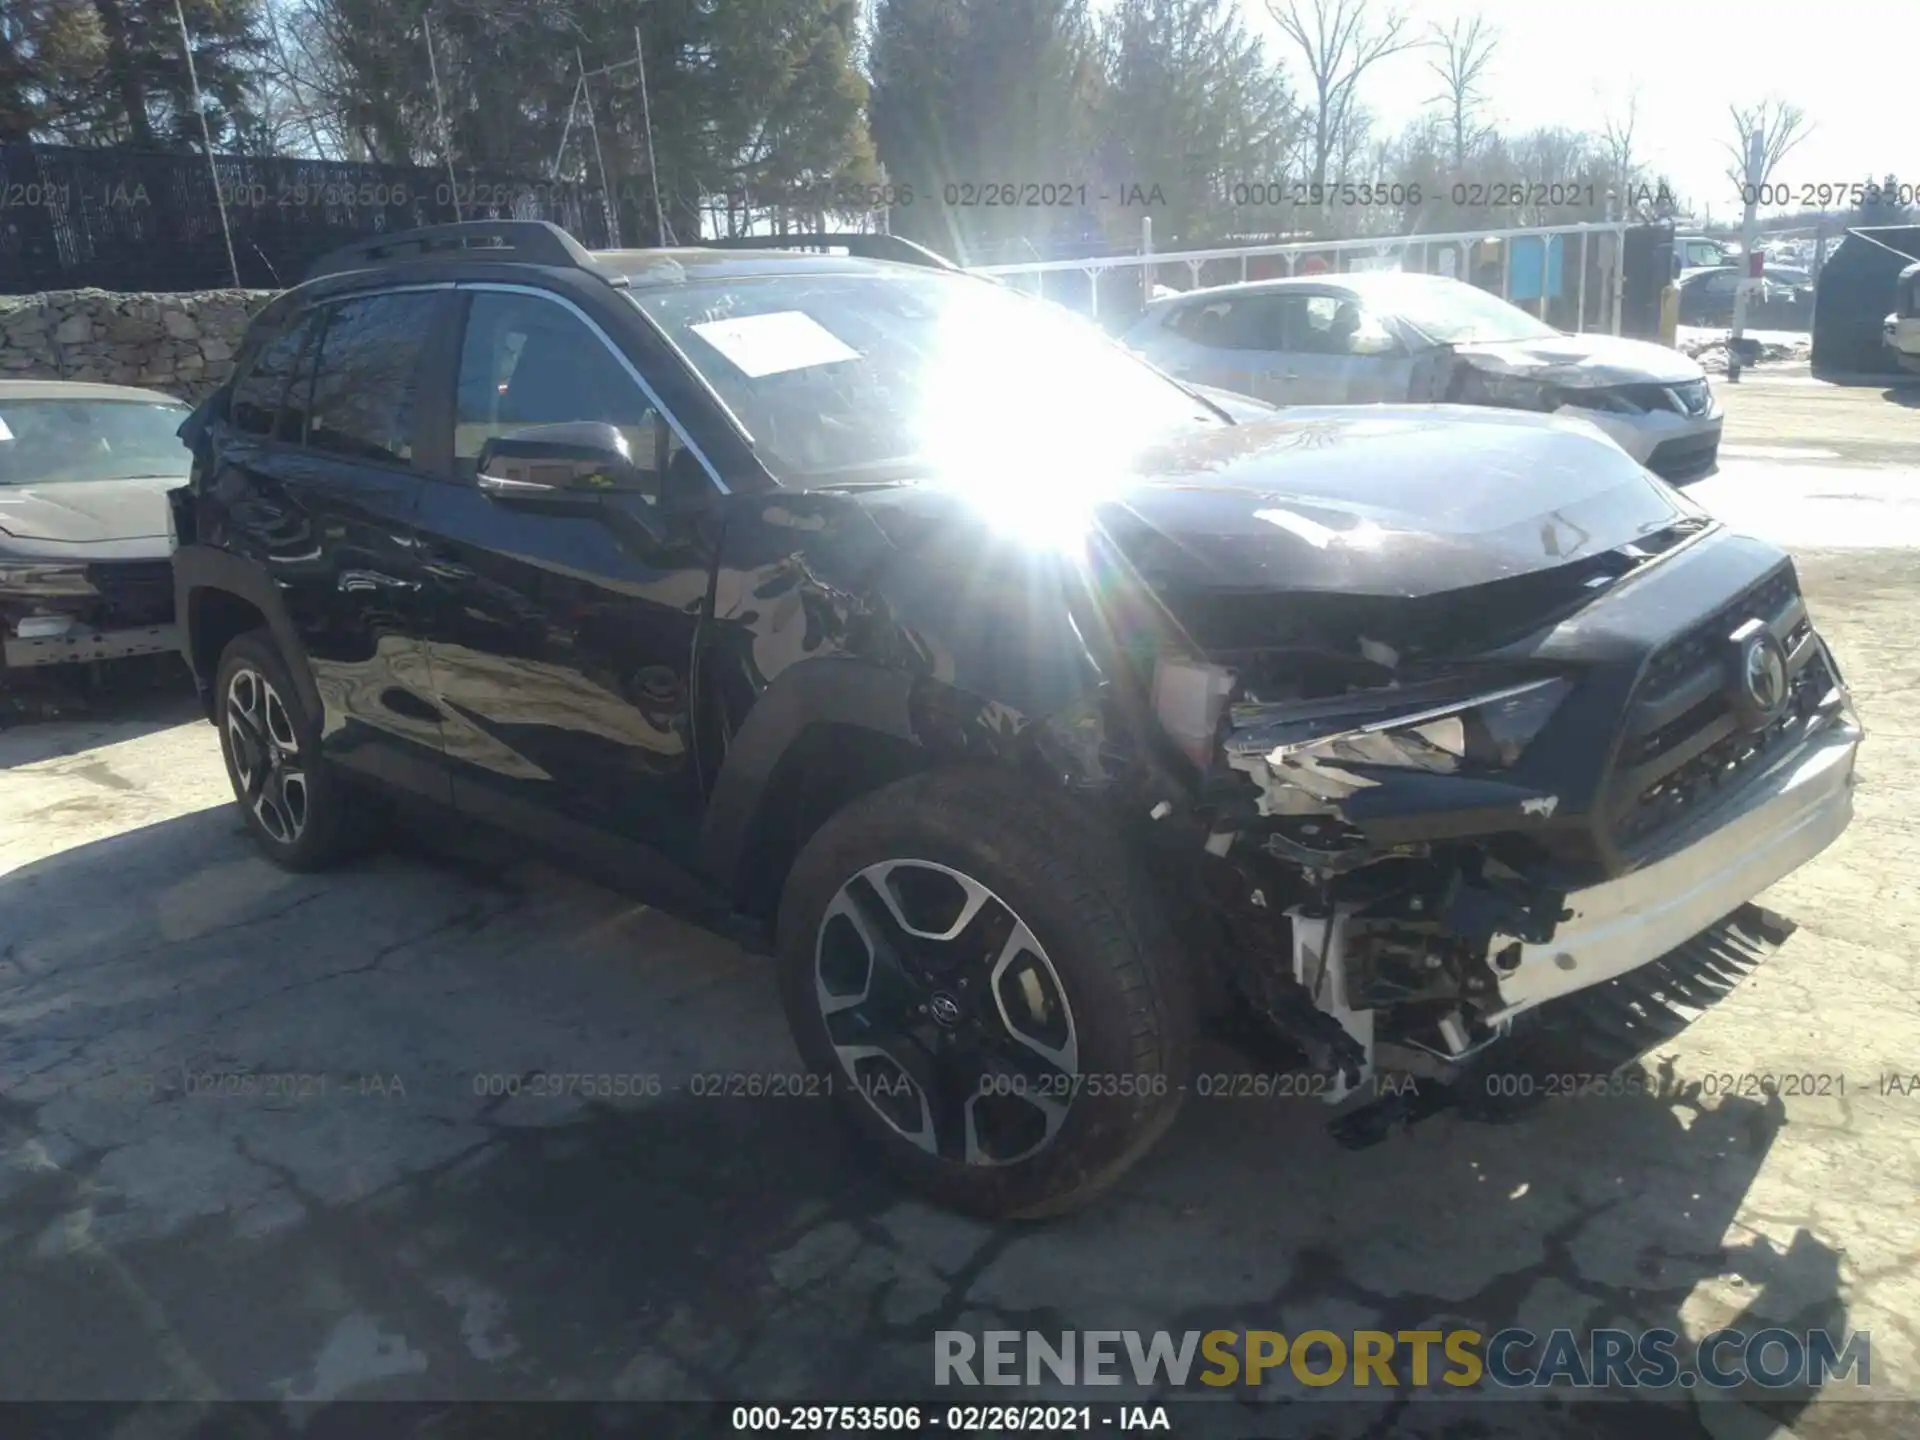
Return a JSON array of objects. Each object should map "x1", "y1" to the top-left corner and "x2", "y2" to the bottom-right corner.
[
  {"x1": 1226, "y1": 676, "x2": 1573, "y2": 777},
  {"x1": 1152, "y1": 655, "x2": 1238, "y2": 767},
  {"x1": 0, "y1": 564, "x2": 95, "y2": 596},
  {"x1": 1467, "y1": 373, "x2": 1639, "y2": 415}
]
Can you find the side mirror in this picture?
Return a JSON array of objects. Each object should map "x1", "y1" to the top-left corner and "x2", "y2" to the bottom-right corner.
[
  {"x1": 1349, "y1": 328, "x2": 1399, "y2": 358},
  {"x1": 475, "y1": 422, "x2": 647, "y2": 507}
]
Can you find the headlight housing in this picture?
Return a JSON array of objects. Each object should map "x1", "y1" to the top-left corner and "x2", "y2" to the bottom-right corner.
[
  {"x1": 0, "y1": 564, "x2": 98, "y2": 635},
  {"x1": 1151, "y1": 655, "x2": 1238, "y2": 767},
  {"x1": 1466, "y1": 372, "x2": 1642, "y2": 416},
  {"x1": 1225, "y1": 676, "x2": 1574, "y2": 778}
]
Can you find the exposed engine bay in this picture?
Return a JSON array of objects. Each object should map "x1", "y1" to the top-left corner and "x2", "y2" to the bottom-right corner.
[{"x1": 1120, "y1": 529, "x2": 1864, "y2": 1121}]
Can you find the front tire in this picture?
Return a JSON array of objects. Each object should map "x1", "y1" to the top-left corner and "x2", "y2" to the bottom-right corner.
[
  {"x1": 214, "y1": 630, "x2": 381, "y2": 872},
  {"x1": 776, "y1": 768, "x2": 1196, "y2": 1219}
]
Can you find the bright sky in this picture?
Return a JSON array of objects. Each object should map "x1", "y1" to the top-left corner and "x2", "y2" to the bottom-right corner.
[{"x1": 1240, "y1": 0, "x2": 1920, "y2": 221}]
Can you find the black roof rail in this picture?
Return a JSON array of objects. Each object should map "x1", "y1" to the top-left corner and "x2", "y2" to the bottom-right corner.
[
  {"x1": 696, "y1": 232, "x2": 962, "y2": 271},
  {"x1": 304, "y1": 220, "x2": 618, "y2": 284}
]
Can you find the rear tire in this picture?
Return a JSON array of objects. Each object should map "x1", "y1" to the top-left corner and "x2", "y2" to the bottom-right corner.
[
  {"x1": 776, "y1": 767, "x2": 1196, "y2": 1219},
  {"x1": 213, "y1": 629, "x2": 383, "y2": 872}
]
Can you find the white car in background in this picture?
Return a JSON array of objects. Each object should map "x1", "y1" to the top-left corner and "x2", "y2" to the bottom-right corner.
[
  {"x1": 0, "y1": 380, "x2": 191, "y2": 674},
  {"x1": 1123, "y1": 272, "x2": 1725, "y2": 482},
  {"x1": 1886, "y1": 261, "x2": 1920, "y2": 375}
]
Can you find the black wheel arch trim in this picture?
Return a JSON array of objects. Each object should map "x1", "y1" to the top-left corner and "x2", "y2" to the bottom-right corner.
[
  {"x1": 697, "y1": 657, "x2": 920, "y2": 902},
  {"x1": 173, "y1": 542, "x2": 321, "y2": 726}
]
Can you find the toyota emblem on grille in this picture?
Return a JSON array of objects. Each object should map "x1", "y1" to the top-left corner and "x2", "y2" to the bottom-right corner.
[{"x1": 1726, "y1": 617, "x2": 1789, "y2": 730}]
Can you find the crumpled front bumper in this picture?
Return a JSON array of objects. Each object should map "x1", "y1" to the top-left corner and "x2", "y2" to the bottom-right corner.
[
  {"x1": 5, "y1": 623, "x2": 181, "y2": 669},
  {"x1": 1485, "y1": 714, "x2": 1862, "y2": 1019}
]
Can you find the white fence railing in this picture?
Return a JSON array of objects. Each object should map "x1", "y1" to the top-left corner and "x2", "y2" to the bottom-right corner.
[{"x1": 971, "y1": 219, "x2": 1634, "y2": 335}]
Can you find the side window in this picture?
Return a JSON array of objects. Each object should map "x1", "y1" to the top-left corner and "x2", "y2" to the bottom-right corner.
[
  {"x1": 277, "y1": 313, "x2": 321, "y2": 443},
  {"x1": 1285, "y1": 295, "x2": 1379, "y2": 355},
  {"x1": 1700, "y1": 272, "x2": 1739, "y2": 299},
  {"x1": 1181, "y1": 297, "x2": 1288, "y2": 352},
  {"x1": 230, "y1": 317, "x2": 311, "y2": 437},
  {"x1": 305, "y1": 291, "x2": 440, "y2": 465},
  {"x1": 452, "y1": 290, "x2": 683, "y2": 492}
]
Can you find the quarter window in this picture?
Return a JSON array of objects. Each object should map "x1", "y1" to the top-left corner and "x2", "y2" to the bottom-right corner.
[
  {"x1": 305, "y1": 292, "x2": 440, "y2": 464},
  {"x1": 230, "y1": 317, "x2": 311, "y2": 437}
]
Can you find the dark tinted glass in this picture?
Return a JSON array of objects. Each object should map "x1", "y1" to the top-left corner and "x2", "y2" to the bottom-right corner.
[
  {"x1": 453, "y1": 291, "x2": 673, "y2": 484},
  {"x1": 306, "y1": 292, "x2": 439, "y2": 464},
  {"x1": 230, "y1": 318, "x2": 309, "y2": 436},
  {"x1": 277, "y1": 313, "x2": 321, "y2": 443}
]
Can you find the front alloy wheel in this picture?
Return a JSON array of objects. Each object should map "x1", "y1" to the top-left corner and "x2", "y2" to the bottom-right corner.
[
  {"x1": 817, "y1": 860, "x2": 1078, "y2": 1166},
  {"x1": 225, "y1": 666, "x2": 309, "y2": 846},
  {"x1": 777, "y1": 768, "x2": 1195, "y2": 1219},
  {"x1": 214, "y1": 628, "x2": 381, "y2": 871}
]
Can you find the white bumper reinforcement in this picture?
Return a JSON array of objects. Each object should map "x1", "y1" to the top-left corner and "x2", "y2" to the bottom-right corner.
[{"x1": 1486, "y1": 718, "x2": 1862, "y2": 1020}]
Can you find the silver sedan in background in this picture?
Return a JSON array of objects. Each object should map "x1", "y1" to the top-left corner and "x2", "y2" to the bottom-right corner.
[
  {"x1": 0, "y1": 380, "x2": 192, "y2": 673},
  {"x1": 1122, "y1": 272, "x2": 1724, "y2": 482}
]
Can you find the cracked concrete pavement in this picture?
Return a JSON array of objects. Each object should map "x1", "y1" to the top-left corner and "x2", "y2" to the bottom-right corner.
[{"x1": 3, "y1": 487, "x2": 1919, "y2": 1433}]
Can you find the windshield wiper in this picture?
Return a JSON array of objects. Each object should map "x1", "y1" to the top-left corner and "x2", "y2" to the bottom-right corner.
[{"x1": 810, "y1": 478, "x2": 924, "y2": 492}]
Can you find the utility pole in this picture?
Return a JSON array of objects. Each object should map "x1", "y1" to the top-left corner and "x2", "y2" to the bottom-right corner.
[
  {"x1": 424, "y1": 13, "x2": 461, "y2": 221},
  {"x1": 1727, "y1": 128, "x2": 1765, "y2": 383},
  {"x1": 174, "y1": 0, "x2": 241, "y2": 287},
  {"x1": 577, "y1": 46, "x2": 620, "y2": 248},
  {"x1": 634, "y1": 26, "x2": 669, "y2": 244}
]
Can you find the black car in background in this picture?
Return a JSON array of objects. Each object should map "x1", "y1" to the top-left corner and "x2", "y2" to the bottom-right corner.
[
  {"x1": 1676, "y1": 264, "x2": 1816, "y2": 330},
  {"x1": 170, "y1": 222, "x2": 1862, "y2": 1218}
]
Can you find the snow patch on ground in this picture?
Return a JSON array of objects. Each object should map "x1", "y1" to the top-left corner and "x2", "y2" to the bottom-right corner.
[{"x1": 1676, "y1": 326, "x2": 1812, "y2": 374}]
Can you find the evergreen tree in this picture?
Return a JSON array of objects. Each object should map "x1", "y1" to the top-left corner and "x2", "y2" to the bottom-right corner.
[
  {"x1": 871, "y1": 0, "x2": 1100, "y2": 260},
  {"x1": 1095, "y1": 0, "x2": 1298, "y2": 245}
]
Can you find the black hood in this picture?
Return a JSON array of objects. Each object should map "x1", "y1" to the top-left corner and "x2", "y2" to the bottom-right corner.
[{"x1": 860, "y1": 404, "x2": 1704, "y2": 601}]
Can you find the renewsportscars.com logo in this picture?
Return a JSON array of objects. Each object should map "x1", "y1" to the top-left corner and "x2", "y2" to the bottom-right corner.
[{"x1": 934, "y1": 1328, "x2": 1873, "y2": 1392}]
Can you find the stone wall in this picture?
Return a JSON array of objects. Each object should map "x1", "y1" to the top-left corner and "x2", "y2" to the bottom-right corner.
[{"x1": 0, "y1": 288, "x2": 278, "y2": 404}]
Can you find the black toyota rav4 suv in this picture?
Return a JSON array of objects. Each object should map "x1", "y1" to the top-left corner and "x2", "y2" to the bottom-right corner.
[{"x1": 171, "y1": 220, "x2": 1862, "y2": 1218}]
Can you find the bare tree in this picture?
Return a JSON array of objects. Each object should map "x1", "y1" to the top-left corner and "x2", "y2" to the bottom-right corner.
[
  {"x1": 1722, "y1": 96, "x2": 1812, "y2": 194},
  {"x1": 1266, "y1": 0, "x2": 1416, "y2": 189},
  {"x1": 1599, "y1": 87, "x2": 1638, "y2": 213},
  {"x1": 1425, "y1": 13, "x2": 1496, "y2": 170}
]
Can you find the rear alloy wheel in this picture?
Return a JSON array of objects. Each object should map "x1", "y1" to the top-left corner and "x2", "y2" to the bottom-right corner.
[
  {"x1": 214, "y1": 629, "x2": 382, "y2": 871},
  {"x1": 778, "y1": 769, "x2": 1195, "y2": 1219}
]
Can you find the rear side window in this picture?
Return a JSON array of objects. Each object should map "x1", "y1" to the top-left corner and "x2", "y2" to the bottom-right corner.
[
  {"x1": 305, "y1": 292, "x2": 440, "y2": 464},
  {"x1": 230, "y1": 317, "x2": 311, "y2": 437},
  {"x1": 1171, "y1": 295, "x2": 1291, "y2": 352}
]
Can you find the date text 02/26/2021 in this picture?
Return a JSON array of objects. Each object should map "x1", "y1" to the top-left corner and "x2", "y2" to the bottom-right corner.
[{"x1": 728, "y1": 1404, "x2": 1169, "y2": 1433}]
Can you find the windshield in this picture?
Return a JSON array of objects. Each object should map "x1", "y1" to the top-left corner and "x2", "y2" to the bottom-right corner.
[
  {"x1": 1370, "y1": 278, "x2": 1560, "y2": 345},
  {"x1": 0, "y1": 397, "x2": 192, "y2": 486},
  {"x1": 629, "y1": 271, "x2": 1221, "y2": 484}
]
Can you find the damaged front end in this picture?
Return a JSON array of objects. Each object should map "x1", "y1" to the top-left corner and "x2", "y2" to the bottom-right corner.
[
  {"x1": 1128, "y1": 545, "x2": 1863, "y2": 1117},
  {"x1": 0, "y1": 560, "x2": 180, "y2": 672}
]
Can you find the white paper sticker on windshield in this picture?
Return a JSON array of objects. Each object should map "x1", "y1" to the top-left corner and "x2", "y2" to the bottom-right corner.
[
  {"x1": 690, "y1": 311, "x2": 861, "y2": 378},
  {"x1": 0, "y1": 417, "x2": 12, "y2": 442}
]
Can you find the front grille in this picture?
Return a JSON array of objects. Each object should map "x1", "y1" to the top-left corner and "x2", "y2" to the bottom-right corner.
[
  {"x1": 83, "y1": 561, "x2": 175, "y2": 629},
  {"x1": 1646, "y1": 431, "x2": 1721, "y2": 481},
  {"x1": 1609, "y1": 565, "x2": 1828, "y2": 849},
  {"x1": 1609, "y1": 383, "x2": 1685, "y2": 414}
]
